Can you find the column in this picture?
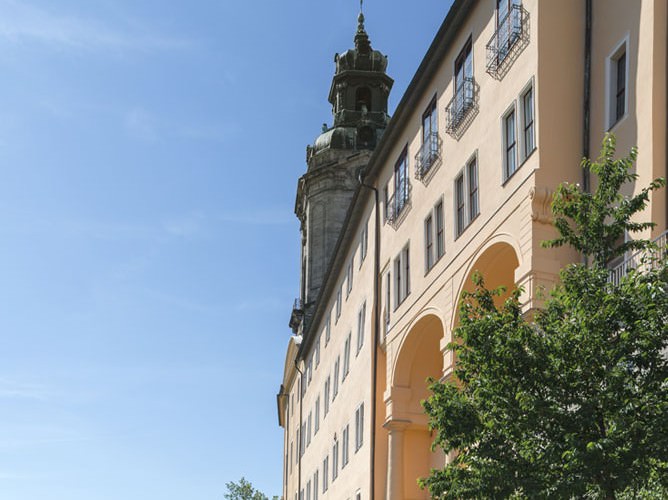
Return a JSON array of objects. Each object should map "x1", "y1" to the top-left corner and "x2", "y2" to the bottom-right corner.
[{"x1": 384, "y1": 419, "x2": 410, "y2": 500}]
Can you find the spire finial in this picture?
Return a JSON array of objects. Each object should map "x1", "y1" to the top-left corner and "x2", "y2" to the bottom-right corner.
[{"x1": 355, "y1": 0, "x2": 370, "y2": 53}]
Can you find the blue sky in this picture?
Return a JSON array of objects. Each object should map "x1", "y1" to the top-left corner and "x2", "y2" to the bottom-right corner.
[{"x1": 0, "y1": 1, "x2": 453, "y2": 498}]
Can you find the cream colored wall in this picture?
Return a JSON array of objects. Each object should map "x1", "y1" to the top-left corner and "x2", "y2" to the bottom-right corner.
[{"x1": 280, "y1": 0, "x2": 667, "y2": 498}]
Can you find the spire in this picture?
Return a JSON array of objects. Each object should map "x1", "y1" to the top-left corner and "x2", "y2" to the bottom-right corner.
[{"x1": 354, "y1": 3, "x2": 371, "y2": 54}]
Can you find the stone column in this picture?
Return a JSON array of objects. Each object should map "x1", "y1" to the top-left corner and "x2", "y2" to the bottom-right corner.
[{"x1": 384, "y1": 419, "x2": 410, "y2": 500}]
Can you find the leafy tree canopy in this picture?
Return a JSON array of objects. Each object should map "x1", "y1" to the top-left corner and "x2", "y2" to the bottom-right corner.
[
  {"x1": 420, "y1": 135, "x2": 667, "y2": 499},
  {"x1": 223, "y1": 477, "x2": 276, "y2": 500}
]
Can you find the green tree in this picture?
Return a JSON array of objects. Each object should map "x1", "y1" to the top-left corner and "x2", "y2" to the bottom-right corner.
[
  {"x1": 420, "y1": 135, "x2": 668, "y2": 499},
  {"x1": 223, "y1": 477, "x2": 277, "y2": 500}
]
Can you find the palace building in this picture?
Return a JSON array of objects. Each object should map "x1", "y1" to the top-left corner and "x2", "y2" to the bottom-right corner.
[{"x1": 277, "y1": 1, "x2": 667, "y2": 499}]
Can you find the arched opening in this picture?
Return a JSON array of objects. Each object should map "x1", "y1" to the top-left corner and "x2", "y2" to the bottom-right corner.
[
  {"x1": 389, "y1": 313, "x2": 444, "y2": 500},
  {"x1": 355, "y1": 86, "x2": 372, "y2": 112},
  {"x1": 456, "y1": 241, "x2": 520, "y2": 327}
]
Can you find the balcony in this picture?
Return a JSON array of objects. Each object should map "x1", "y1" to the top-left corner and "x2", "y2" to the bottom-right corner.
[
  {"x1": 445, "y1": 77, "x2": 479, "y2": 139},
  {"x1": 414, "y1": 132, "x2": 442, "y2": 183},
  {"x1": 608, "y1": 230, "x2": 668, "y2": 286},
  {"x1": 385, "y1": 183, "x2": 412, "y2": 228},
  {"x1": 289, "y1": 298, "x2": 304, "y2": 332},
  {"x1": 486, "y1": 4, "x2": 530, "y2": 80}
]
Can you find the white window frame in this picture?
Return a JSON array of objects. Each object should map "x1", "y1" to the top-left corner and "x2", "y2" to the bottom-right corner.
[
  {"x1": 605, "y1": 35, "x2": 629, "y2": 130},
  {"x1": 332, "y1": 436, "x2": 339, "y2": 481},
  {"x1": 335, "y1": 286, "x2": 342, "y2": 322},
  {"x1": 519, "y1": 78, "x2": 535, "y2": 162},
  {"x1": 360, "y1": 220, "x2": 368, "y2": 266},
  {"x1": 435, "y1": 198, "x2": 445, "y2": 260},
  {"x1": 324, "y1": 314, "x2": 331, "y2": 345},
  {"x1": 314, "y1": 396, "x2": 320, "y2": 434},
  {"x1": 355, "y1": 402, "x2": 364, "y2": 451},
  {"x1": 454, "y1": 153, "x2": 479, "y2": 238},
  {"x1": 393, "y1": 244, "x2": 410, "y2": 309},
  {"x1": 502, "y1": 103, "x2": 517, "y2": 181},
  {"x1": 342, "y1": 334, "x2": 351, "y2": 380},
  {"x1": 356, "y1": 301, "x2": 366, "y2": 355},
  {"x1": 324, "y1": 377, "x2": 330, "y2": 415},
  {"x1": 424, "y1": 213, "x2": 434, "y2": 272},
  {"x1": 342, "y1": 424, "x2": 350, "y2": 467},
  {"x1": 322, "y1": 456, "x2": 329, "y2": 492},
  {"x1": 333, "y1": 357, "x2": 340, "y2": 399},
  {"x1": 346, "y1": 258, "x2": 354, "y2": 297}
]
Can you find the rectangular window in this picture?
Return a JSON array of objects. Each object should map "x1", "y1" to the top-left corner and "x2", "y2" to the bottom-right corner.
[
  {"x1": 503, "y1": 108, "x2": 517, "y2": 180},
  {"x1": 356, "y1": 302, "x2": 366, "y2": 354},
  {"x1": 608, "y1": 41, "x2": 627, "y2": 128},
  {"x1": 393, "y1": 148, "x2": 409, "y2": 215},
  {"x1": 315, "y1": 336, "x2": 321, "y2": 367},
  {"x1": 455, "y1": 156, "x2": 480, "y2": 237},
  {"x1": 355, "y1": 403, "x2": 364, "y2": 451},
  {"x1": 332, "y1": 438, "x2": 339, "y2": 481},
  {"x1": 383, "y1": 183, "x2": 389, "y2": 222},
  {"x1": 314, "y1": 396, "x2": 320, "y2": 434},
  {"x1": 325, "y1": 314, "x2": 331, "y2": 345},
  {"x1": 360, "y1": 221, "x2": 368, "y2": 264},
  {"x1": 342, "y1": 425, "x2": 350, "y2": 467},
  {"x1": 468, "y1": 157, "x2": 479, "y2": 221},
  {"x1": 346, "y1": 259, "x2": 354, "y2": 297},
  {"x1": 419, "y1": 97, "x2": 439, "y2": 175},
  {"x1": 384, "y1": 271, "x2": 391, "y2": 329},
  {"x1": 307, "y1": 357, "x2": 313, "y2": 385},
  {"x1": 435, "y1": 200, "x2": 445, "y2": 259},
  {"x1": 306, "y1": 480, "x2": 311, "y2": 500},
  {"x1": 455, "y1": 174, "x2": 465, "y2": 237},
  {"x1": 394, "y1": 245, "x2": 410, "y2": 308},
  {"x1": 322, "y1": 457, "x2": 329, "y2": 492},
  {"x1": 342, "y1": 334, "x2": 351, "y2": 380},
  {"x1": 313, "y1": 471, "x2": 319, "y2": 500},
  {"x1": 335, "y1": 286, "x2": 342, "y2": 321},
  {"x1": 324, "y1": 377, "x2": 330, "y2": 415},
  {"x1": 521, "y1": 85, "x2": 535, "y2": 158},
  {"x1": 454, "y1": 38, "x2": 474, "y2": 118},
  {"x1": 425, "y1": 214, "x2": 434, "y2": 271},
  {"x1": 333, "y1": 357, "x2": 340, "y2": 399},
  {"x1": 307, "y1": 411, "x2": 312, "y2": 446}
]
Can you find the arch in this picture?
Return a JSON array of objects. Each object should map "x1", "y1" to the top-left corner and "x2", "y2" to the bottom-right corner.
[
  {"x1": 355, "y1": 86, "x2": 372, "y2": 111},
  {"x1": 451, "y1": 235, "x2": 521, "y2": 331},
  {"x1": 388, "y1": 312, "x2": 445, "y2": 499}
]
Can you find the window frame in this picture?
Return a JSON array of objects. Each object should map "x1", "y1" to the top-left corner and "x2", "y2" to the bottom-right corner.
[
  {"x1": 606, "y1": 36, "x2": 629, "y2": 130},
  {"x1": 502, "y1": 104, "x2": 518, "y2": 181},
  {"x1": 342, "y1": 333, "x2": 351, "y2": 380},
  {"x1": 519, "y1": 80, "x2": 535, "y2": 161},
  {"x1": 454, "y1": 152, "x2": 480, "y2": 238},
  {"x1": 355, "y1": 403, "x2": 365, "y2": 451},
  {"x1": 394, "y1": 244, "x2": 411, "y2": 309},
  {"x1": 356, "y1": 301, "x2": 366, "y2": 355}
]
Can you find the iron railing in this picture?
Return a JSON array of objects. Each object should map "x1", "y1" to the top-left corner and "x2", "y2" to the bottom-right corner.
[
  {"x1": 386, "y1": 183, "x2": 412, "y2": 226},
  {"x1": 414, "y1": 132, "x2": 442, "y2": 181},
  {"x1": 486, "y1": 4, "x2": 529, "y2": 79},
  {"x1": 445, "y1": 77, "x2": 476, "y2": 136},
  {"x1": 608, "y1": 230, "x2": 668, "y2": 286}
]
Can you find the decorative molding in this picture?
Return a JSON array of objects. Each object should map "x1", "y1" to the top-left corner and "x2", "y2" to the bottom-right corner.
[{"x1": 530, "y1": 186, "x2": 553, "y2": 224}]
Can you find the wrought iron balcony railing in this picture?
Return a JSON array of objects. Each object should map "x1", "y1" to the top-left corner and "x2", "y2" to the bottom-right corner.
[
  {"x1": 289, "y1": 297, "x2": 304, "y2": 331},
  {"x1": 445, "y1": 77, "x2": 477, "y2": 138},
  {"x1": 486, "y1": 4, "x2": 530, "y2": 79},
  {"x1": 414, "y1": 132, "x2": 442, "y2": 181},
  {"x1": 385, "y1": 183, "x2": 412, "y2": 226},
  {"x1": 608, "y1": 230, "x2": 668, "y2": 286}
]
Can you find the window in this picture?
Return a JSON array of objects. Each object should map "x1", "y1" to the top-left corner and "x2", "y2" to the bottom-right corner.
[
  {"x1": 503, "y1": 107, "x2": 517, "y2": 180},
  {"x1": 342, "y1": 334, "x2": 351, "y2": 380},
  {"x1": 417, "y1": 97, "x2": 439, "y2": 177},
  {"x1": 425, "y1": 214, "x2": 434, "y2": 271},
  {"x1": 323, "y1": 456, "x2": 329, "y2": 492},
  {"x1": 325, "y1": 314, "x2": 331, "y2": 345},
  {"x1": 394, "y1": 245, "x2": 410, "y2": 308},
  {"x1": 307, "y1": 357, "x2": 313, "y2": 385},
  {"x1": 383, "y1": 183, "x2": 389, "y2": 222},
  {"x1": 608, "y1": 40, "x2": 627, "y2": 128},
  {"x1": 468, "y1": 157, "x2": 479, "y2": 220},
  {"x1": 300, "y1": 422, "x2": 305, "y2": 457},
  {"x1": 496, "y1": 0, "x2": 522, "y2": 62},
  {"x1": 342, "y1": 424, "x2": 350, "y2": 467},
  {"x1": 306, "y1": 480, "x2": 311, "y2": 500},
  {"x1": 356, "y1": 492, "x2": 361, "y2": 500},
  {"x1": 307, "y1": 411, "x2": 312, "y2": 446},
  {"x1": 454, "y1": 38, "x2": 474, "y2": 117},
  {"x1": 384, "y1": 271, "x2": 391, "y2": 329},
  {"x1": 313, "y1": 471, "x2": 319, "y2": 500},
  {"x1": 521, "y1": 84, "x2": 535, "y2": 159},
  {"x1": 315, "y1": 336, "x2": 321, "y2": 367},
  {"x1": 335, "y1": 286, "x2": 342, "y2": 321},
  {"x1": 324, "y1": 377, "x2": 330, "y2": 415},
  {"x1": 425, "y1": 200, "x2": 445, "y2": 272},
  {"x1": 314, "y1": 397, "x2": 320, "y2": 434},
  {"x1": 332, "y1": 436, "x2": 339, "y2": 481},
  {"x1": 346, "y1": 258, "x2": 354, "y2": 297},
  {"x1": 355, "y1": 403, "x2": 364, "y2": 451},
  {"x1": 455, "y1": 155, "x2": 479, "y2": 237},
  {"x1": 435, "y1": 200, "x2": 445, "y2": 259},
  {"x1": 392, "y1": 148, "x2": 410, "y2": 218},
  {"x1": 360, "y1": 221, "x2": 368, "y2": 264},
  {"x1": 333, "y1": 357, "x2": 340, "y2": 399},
  {"x1": 356, "y1": 302, "x2": 366, "y2": 354}
]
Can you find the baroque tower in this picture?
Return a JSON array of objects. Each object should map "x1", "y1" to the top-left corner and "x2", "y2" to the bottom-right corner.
[{"x1": 291, "y1": 12, "x2": 393, "y2": 332}]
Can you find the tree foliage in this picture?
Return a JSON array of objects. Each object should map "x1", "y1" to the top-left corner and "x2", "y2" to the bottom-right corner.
[
  {"x1": 420, "y1": 135, "x2": 668, "y2": 499},
  {"x1": 223, "y1": 477, "x2": 275, "y2": 500}
]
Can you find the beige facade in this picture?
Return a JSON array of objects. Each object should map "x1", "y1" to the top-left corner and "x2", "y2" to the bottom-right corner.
[{"x1": 278, "y1": 1, "x2": 668, "y2": 499}]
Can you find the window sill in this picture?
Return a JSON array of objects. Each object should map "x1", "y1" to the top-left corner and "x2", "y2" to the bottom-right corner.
[{"x1": 607, "y1": 112, "x2": 628, "y2": 132}]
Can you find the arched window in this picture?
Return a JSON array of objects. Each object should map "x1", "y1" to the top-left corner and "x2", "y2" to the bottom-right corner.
[{"x1": 355, "y1": 87, "x2": 372, "y2": 112}]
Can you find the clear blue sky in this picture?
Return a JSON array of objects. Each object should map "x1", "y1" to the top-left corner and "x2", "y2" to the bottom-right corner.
[{"x1": 0, "y1": 1, "x2": 453, "y2": 498}]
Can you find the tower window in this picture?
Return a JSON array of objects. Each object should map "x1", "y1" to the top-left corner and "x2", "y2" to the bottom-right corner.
[{"x1": 355, "y1": 87, "x2": 372, "y2": 112}]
